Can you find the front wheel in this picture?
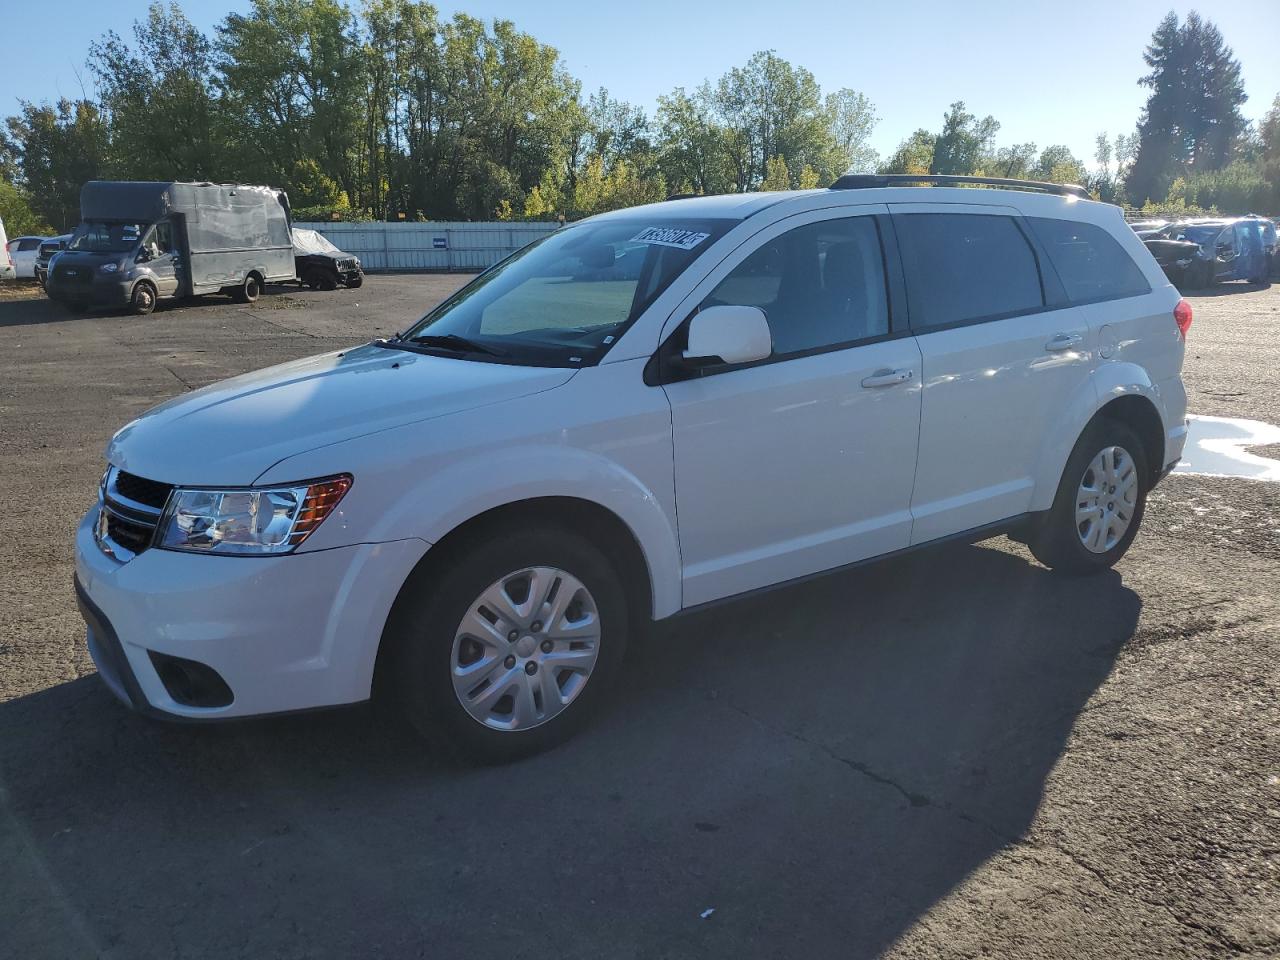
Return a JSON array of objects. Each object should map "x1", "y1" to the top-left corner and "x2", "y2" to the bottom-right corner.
[
  {"x1": 130, "y1": 282, "x2": 156, "y2": 316},
  {"x1": 346, "y1": 273, "x2": 363, "y2": 289},
  {"x1": 385, "y1": 526, "x2": 629, "y2": 762},
  {"x1": 1029, "y1": 419, "x2": 1149, "y2": 575}
]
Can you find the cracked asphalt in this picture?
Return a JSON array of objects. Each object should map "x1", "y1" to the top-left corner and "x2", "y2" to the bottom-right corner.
[{"x1": 1, "y1": 276, "x2": 1277, "y2": 959}]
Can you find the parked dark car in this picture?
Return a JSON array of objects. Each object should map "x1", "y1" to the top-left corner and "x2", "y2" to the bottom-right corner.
[
  {"x1": 1145, "y1": 217, "x2": 1271, "y2": 288},
  {"x1": 1143, "y1": 237, "x2": 1204, "y2": 288},
  {"x1": 292, "y1": 228, "x2": 363, "y2": 289},
  {"x1": 34, "y1": 234, "x2": 71, "y2": 289}
]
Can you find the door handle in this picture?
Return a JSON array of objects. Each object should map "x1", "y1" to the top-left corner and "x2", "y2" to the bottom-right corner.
[
  {"x1": 861, "y1": 368, "x2": 914, "y2": 388},
  {"x1": 1044, "y1": 333, "x2": 1083, "y2": 352}
]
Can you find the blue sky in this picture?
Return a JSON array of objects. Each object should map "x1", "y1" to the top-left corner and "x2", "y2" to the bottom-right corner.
[{"x1": 8, "y1": 0, "x2": 1279, "y2": 169}]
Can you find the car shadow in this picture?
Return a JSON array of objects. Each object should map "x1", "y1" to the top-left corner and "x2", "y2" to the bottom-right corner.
[
  {"x1": 0, "y1": 287, "x2": 308, "y2": 328},
  {"x1": 1183, "y1": 280, "x2": 1273, "y2": 298},
  {"x1": 0, "y1": 541, "x2": 1140, "y2": 959}
]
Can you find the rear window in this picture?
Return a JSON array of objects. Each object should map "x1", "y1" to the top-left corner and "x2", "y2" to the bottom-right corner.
[
  {"x1": 1029, "y1": 218, "x2": 1150, "y2": 303},
  {"x1": 894, "y1": 213, "x2": 1044, "y2": 329}
]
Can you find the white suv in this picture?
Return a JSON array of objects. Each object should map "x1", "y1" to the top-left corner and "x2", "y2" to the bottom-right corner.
[{"x1": 75, "y1": 177, "x2": 1190, "y2": 760}]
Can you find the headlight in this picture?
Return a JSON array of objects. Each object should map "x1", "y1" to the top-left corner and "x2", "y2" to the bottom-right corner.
[
  {"x1": 99, "y1": 262, "x2": 119, "y2": 273},
  {"x1": 157, "y1": 475, "x2": 352, "y2": 555}
]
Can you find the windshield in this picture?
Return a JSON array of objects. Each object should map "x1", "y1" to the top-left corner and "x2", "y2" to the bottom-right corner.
[
  {"x1": 1180, "y1": 225, "x2": 1225, "y2": 244},
  {"x1": 398, "y1": 218, "x2": 734, "y2": 366},
  {"x1": 69, "y1": 221, "x2": 148, "y2": 253}
]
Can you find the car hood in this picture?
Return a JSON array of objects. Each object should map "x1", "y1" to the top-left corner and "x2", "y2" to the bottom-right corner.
[{"x1": 107, "y1": 342, "x2": 577, "y2": 485}]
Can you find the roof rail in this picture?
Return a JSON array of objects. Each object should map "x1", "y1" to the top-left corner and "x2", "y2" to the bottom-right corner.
[{"x1": 830, "y1": 174, "x2": 1090, "y2": 200}]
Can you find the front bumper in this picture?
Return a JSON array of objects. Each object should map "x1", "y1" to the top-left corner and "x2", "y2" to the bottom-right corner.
[
  {"x1": 46, "y1": 273, "x2": 132, "y2": 307},
  {"x1": 74, "y1": 509, "x2": 426, "y2": 720}
]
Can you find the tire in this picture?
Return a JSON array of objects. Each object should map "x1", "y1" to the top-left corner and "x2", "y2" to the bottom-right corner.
[
  {"x1": 303, "y1": 269, "x2": 322, "y2": 291},
  {"x1": 346, "y1": 273, "x2": 363, "y2": 289},
  {"x1": 385, "y1": 525, "x2": 630, "y2": 763},
  {"x1": 1029, "y1": 419, "x2": 1149, "y2": 575},
  {"x1": 233, "y1": 274, "x2": 261, "y2": 303},
  {"x1": 130, "y1": 282, "x2": 156, "y2": 316},
  {"x1": 318, "y1": 271, "x2": 338, "y2": 291}
]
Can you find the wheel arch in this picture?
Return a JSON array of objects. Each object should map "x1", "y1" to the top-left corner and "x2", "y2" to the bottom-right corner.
[
  {"x1": 1092, "y1": 394, "x2": 1164, "y2": 486},
  {"x1": 370, "y1": 495, "x2": 657, "y2": 700},
  {"x1": 1031, "y1": 363, "x2": 1169, "y2": 511}
]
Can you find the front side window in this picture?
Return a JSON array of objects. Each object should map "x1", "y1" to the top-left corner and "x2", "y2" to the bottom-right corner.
[
  {"x1": 1028, "y1": 217, "x2": 1150, "y2": 303},
  {"x1": 700, "y1": 216, "x2": 889, "y2": 356},
  {"x1": 69, "y1": 221, "x2": 147, "y2": 253},
  {"x1": 895, "y1": 213, "x2": 1044, "y2": 329},
  {"x1": 400, "y1": 218, "x2": 734, "y2": 367}
]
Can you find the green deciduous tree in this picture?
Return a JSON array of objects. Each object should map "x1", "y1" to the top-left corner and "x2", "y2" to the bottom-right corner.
[
  {"x1": 930, "y1": 101, "x2": 999, "y2": 175},
  {"x1": 0, "y1": 181, "x2": 53, "y2": 237},
  {"x1": 217, "y1": 0, "x2": 367, "y2": 207},
  {"x1": 3, "y1": 99, "x2": 108, "y2": 230},
  {"x1": 89, "y1": 2, "x2": 225, "y2": 181},
  {"x1": 880, "y1": 129, "x2": 935, "y2": 174}
]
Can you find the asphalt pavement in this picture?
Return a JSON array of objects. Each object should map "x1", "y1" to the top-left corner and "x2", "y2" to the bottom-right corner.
[{"x1": 1, "y1": 275, "x2": 1276, "y2": 959}]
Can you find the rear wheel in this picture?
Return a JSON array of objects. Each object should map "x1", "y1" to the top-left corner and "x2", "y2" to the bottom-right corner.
[
  {"x1": 233, "y1": 274, "x2": 260, "y2": 303},
  {"x1": 318, "y1": 271, "x2": 338, "y2": 291},
  {"x1": 386, "y1": 525, "x2": 629, "y2": 763},
  {"x1": 1029, "y1": 419, "x2": 1148, "y2": 575}
]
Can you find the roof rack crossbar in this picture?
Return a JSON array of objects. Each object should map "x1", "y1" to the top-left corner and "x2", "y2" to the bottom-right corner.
[{"x1": 830, "y1": 174, "x2": 1089, "y2": 200}]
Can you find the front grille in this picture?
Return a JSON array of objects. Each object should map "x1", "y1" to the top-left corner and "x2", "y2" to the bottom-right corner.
[
  {"x1": 115, "y1": 471, "x2": 173, "y2": 510},
  {"x1": 52, "y1": 264, "x2": 91, "y2": 286},
  {"x1": 105, "y1": 512, "x2": 156, "y2": 554},
  {"x1": 96, "y1": 467, "x2": 173, "y2": 561},
  {"x1": 337, "y1": 257, "x2": 357, "y2": 272}
]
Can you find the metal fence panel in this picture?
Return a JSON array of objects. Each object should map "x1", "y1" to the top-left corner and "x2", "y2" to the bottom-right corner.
[{"x1": 292, "y1": 221, "x2": 560, "y2": 272}]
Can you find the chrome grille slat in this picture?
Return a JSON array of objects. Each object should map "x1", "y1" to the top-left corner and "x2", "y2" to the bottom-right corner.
[{"x1": 95, "y1": 467, "x2": 174, "y2": 561}]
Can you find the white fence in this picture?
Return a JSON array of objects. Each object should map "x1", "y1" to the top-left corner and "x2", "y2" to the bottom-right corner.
[{"x1": 292, "y1": 220, "x2": 561, "y2": 272}]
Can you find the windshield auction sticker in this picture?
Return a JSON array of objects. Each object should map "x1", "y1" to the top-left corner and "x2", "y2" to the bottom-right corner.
[{"x1": 630, "y1": 227, "x2": 711, "y2": 250}]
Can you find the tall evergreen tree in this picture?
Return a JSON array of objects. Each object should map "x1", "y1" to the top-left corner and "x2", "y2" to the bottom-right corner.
[{"x1": 1127, "y1": 11, "x2": 1247, "y2": 204}]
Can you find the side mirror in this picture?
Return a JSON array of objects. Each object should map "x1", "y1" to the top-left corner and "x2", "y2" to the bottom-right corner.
[{"x1": 683, "y1": 305, "x2": 772, "y2": 366}]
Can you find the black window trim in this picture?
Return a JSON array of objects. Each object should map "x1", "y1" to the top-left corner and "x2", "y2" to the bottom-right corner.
[{"x1": 645, "y1": 212, "x2": 907, "y2": 385}]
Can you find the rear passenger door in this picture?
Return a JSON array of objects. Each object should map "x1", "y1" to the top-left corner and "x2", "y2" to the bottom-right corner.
[{"x1": 891, "y1": 204, "x2": 1094, "y2": 543}]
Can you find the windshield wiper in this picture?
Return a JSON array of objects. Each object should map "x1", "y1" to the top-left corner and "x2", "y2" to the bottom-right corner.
[{"x1": 400, "y1": 332, "x2": 505, "y2": 357}]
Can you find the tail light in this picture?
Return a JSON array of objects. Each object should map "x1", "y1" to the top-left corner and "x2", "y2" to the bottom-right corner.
[{"x1": 1173, "y1": 299, "x2": 1192, "y2": 338}]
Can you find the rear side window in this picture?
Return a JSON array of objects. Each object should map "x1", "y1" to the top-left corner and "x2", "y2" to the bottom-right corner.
[
  {"x1": 1029, "y1": 217, "x2": 1150, "y2": 303},
  {"x1": 894, "y1": 213, "x2": 1044, "y2": 329}
]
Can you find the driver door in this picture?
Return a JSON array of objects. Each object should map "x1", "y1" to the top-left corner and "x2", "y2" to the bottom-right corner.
[
  {"x1": 658, "y1": 207, "x2": 923, "y2": 607},
  {"x1": 144, "y1": 221, "x2": 181, "y2": 297}
]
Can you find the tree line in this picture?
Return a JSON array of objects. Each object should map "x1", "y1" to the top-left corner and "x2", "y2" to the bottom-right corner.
[{"x1": 1, "y1": 3, "x2": 1276, "y2": 236}]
